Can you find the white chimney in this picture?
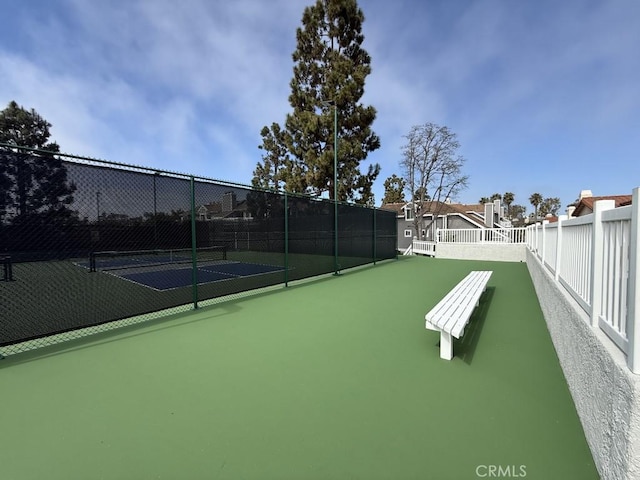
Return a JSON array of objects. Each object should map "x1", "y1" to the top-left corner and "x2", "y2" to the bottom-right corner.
[
  {"x1": 222, "y1": 191, "x2": 237, "y2": 212},
  {"x1": 484, "y1": 203, "x2": 494, "y2": 228},
  {"x1": 579, "y1": 190, "x2": 593, "y2": 199}
]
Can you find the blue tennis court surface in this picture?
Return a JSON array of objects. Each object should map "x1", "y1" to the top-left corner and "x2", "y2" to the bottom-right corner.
[{"x1": 117, "y1": 262, "x2": 285, "y2": 291}]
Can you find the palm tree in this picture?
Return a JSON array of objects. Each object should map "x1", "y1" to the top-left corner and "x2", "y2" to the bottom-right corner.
[
  {"x1": 479, "y1": 197, "x2": 490, "y2": 204},
  {"x1": 529, "y1": 193, "x2": 543, "y2": 221},
  {"x1": 503, "y1": 192, "x2": 515, "y2": 218}
]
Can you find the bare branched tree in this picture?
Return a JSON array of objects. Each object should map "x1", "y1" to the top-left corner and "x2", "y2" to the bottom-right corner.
[{"x1": 400, "y1": 123, "x2": 469, "y2": 239}]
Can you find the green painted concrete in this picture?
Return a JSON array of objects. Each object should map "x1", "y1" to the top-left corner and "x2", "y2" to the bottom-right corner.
[{"x1": 0, "y1": 256, "x2": 598, "y2": 480}]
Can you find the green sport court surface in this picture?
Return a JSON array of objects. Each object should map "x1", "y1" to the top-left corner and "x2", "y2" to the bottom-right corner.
[{"x1": 0, "y1": 256, "x2": 598, "y2": 480}]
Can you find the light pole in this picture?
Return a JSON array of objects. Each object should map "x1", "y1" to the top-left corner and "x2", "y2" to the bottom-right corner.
[
  {"x1": 324, "y1": 100, "x2": 339, "y2": 275},
  {"x1": 153, "y1": 172, "x2": 159, "y2": 248}
]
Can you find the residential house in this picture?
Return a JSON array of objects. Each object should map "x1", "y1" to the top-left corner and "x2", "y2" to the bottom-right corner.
[
  {"x1": 567, "y1": 189, "x2": 632, "y2": 218},
  {"x1": 381, "y1": 199, "x2": 507, "y2": 251},
  {"x1": 196, "y1": 191, "x2": 254, "y2": 221}
]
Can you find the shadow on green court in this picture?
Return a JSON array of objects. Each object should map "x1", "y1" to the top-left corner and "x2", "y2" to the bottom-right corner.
[
  {"x1": 0, "y1": 265, "x2": 381, "y2": 367},
  {"x1": 0, "y1": 300, "x2": 243, "y2": 368},
  {"x1": 456, "y1": 286, "x2": 494, "y2": 365}
]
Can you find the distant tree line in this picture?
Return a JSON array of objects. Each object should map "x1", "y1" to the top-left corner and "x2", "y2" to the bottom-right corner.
[{"x1": 0, "y1": 101, "x2": 77, "y2": 227}]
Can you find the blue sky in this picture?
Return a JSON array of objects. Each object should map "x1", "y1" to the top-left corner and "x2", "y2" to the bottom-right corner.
[{"x1": 1, "y1": 0, "x2": 639, "y2": 212}]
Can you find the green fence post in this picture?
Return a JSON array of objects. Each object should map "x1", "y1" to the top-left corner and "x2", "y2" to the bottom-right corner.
[
  {"x1": 284, "y1": 191, "x2": 289, "y2": 287},
  {"x1": 373, "y1": 207, "x2": 377, "y2": 265},
  {"x1": 334, "y1": 199, "x2": 339, "y2": 275},
  {"x1": 190, "y1": 176, "x2": 199, "y2": 309},
  {"x1": 333, "y1": 103, "x2": 340, "y2": 276}
]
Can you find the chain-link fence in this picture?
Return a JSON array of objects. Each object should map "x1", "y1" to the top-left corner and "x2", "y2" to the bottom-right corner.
[{"x1": 0, "y1": 146, "x2": 397, "y2": 356}]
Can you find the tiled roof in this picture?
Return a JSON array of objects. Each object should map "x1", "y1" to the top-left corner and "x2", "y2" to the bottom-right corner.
[{"x1": 572, "y1": 195, "x2": 632, "y2": 216}]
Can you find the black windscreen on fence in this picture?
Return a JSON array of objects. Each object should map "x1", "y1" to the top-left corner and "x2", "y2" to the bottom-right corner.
[{"x1": 0, "y1": 147, "x2": 397, "y2": 351}]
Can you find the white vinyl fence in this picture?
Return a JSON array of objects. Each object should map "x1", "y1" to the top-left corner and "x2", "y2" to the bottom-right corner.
[
  {"x1": 527, "y1": 188, "x2": 640, "y2": 372},
  {"x1": 410, "y1": 227, "x2": 527, "y2": 257},
  {"x1": 437, "y1": 227, "x2": 527, "y2": 244},
  {"x1": 412, "y1": 239, "x2": 436, "y2": 256}
]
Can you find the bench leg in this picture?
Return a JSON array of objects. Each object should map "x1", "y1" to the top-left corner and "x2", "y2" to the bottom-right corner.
[{"x1": 440, "y1": 331, "x2": 453, "y2": 360}]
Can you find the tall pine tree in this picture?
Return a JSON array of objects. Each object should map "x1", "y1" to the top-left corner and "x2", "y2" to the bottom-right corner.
[
  {"x1": 254, "y1": 0, "x2": 380, "y2": 204},
  {"x1": 382, "y1": 174, "x2": 406, "y2": 204}
]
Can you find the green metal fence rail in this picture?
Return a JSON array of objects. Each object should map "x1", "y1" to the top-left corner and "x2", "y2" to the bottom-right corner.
[{"x1": 0, "y1": 145, "x2": 397, "y2": 355}]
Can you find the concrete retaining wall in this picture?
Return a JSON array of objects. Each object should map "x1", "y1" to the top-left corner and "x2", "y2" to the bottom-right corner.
[
  {"x1": 436, "y1": 243, "x2": 526, "y2": 262},
  {"x1": 526, "y1": 248, "x2": 640, "y2": 480}
]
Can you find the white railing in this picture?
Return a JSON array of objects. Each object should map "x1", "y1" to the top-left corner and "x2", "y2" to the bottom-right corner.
[
  {"x1": 559, "y1": 218, "x2": 593, "y2": 310},
  {"x1": 413, "y1": 240, "x2": 436, "y2": 256},
  {"x1": 437, "y1": 227, "x2": 527, "y2": 244},
  {"x1": 599, "y1": 206, "x2": 633, "y2": 352},
  {"x1": 527, "y1": 188, "x2": 640, "y2": 373},
  {"x1": 542, "y1": 224, "x2": 558, "y2": 273}
]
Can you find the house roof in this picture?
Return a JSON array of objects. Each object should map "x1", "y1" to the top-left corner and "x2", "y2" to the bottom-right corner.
[
  {"x1": 457, "y1": 204, "x2": 486, "y2": 214},
  {"x1": 197, "y1": 200, "x2": 250, "y2": 219},
  {"x1": 423, "y1": 201, "x2": 474, "y2": 216},
  {"x1": 380, "y1": 201, "x2": 486, "y2": 216},
  {"x1": 200, "y1": 202, "x2": 223, "y2": 214},
  {"x1": 572, "y1": 195, "x2": 632, "y2": 217},
  {"x1": 379, "y1": 202, "x2": 405, "y2": 215},
  {"x1": 380, "y1": 201, "x2": 491, "y2": 228}
]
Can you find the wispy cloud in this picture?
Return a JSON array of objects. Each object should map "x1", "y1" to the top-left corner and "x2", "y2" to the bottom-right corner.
[{"x1": 1, "y1": 0, "x2": 639, "y2": 208}]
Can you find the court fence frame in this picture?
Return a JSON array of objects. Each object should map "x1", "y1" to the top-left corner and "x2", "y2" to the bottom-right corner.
[{"x1": 0, "y1": 144, "x2": 397, "y2": 356}]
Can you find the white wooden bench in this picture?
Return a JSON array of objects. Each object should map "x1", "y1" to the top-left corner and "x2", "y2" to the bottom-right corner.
[{"x1": 425, "y1": 271, "x2": 492, "y2": 360}]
